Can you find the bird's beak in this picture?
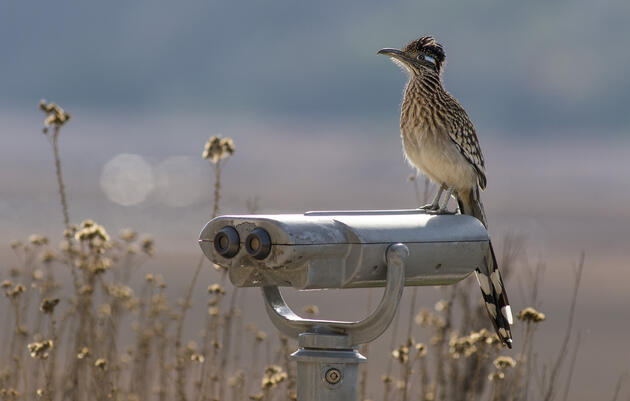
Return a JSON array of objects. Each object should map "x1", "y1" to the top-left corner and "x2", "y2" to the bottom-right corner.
[{"x1": 377, "y1": 48, "x2": 405, "y2": 59}]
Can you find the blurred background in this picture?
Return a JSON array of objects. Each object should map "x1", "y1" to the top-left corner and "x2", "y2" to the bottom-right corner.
[{"x1": 1, "y1": 0, "x2": 629, "y2": 400}]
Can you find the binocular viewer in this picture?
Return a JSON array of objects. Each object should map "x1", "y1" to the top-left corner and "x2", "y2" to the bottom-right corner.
[
  {"x1": 199, "y1": 209, "x2": 490, "y2": 290},
  {"x1": 199, "y1": 209, "x2": 491, "y2": 401}
]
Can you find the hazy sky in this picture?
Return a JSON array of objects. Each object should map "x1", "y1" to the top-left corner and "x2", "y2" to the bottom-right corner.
[{"x1": 2, "y1": 0, "x2": 630, "y2": 135}]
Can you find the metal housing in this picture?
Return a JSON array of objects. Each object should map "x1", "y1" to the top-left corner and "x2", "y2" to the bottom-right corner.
[{"x1": 198, "y1": 209, "x2": 489, "y2": 290}]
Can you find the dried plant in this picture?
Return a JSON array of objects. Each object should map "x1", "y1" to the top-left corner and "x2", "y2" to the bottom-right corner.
[{"x1": 0, "y1": 104, "x2": 609, "y2": 401}]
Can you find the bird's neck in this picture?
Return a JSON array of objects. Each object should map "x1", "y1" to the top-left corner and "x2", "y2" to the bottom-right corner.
[
  {"x1": 401, "y1": 72, "x2": 445, "y2": 131},
  {"x1": 405, "y1": 71, "x2": 443, "y2": 100}
]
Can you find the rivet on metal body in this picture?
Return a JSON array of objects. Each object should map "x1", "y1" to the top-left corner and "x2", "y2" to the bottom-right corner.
[{"x1": 325, "y1": 368, "x2": 342, "y2": 385}]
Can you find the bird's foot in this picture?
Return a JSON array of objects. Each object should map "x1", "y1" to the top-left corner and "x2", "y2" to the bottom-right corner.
[
  {"x1": 418, "y1": 206, "x2": 456, "y2": 215},
  {"x1": 418, "y1": 203, "x2": 439, "y2": 211}
]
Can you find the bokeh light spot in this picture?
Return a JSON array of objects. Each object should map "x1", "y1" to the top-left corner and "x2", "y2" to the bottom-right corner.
[{"x1": 100, "y1": 154, "x2": 155, "y2": 206}]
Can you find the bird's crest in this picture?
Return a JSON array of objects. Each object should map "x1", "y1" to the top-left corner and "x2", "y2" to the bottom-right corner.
[{"x1": 403, "y1": 36, "x2": 445, "y2": 71}]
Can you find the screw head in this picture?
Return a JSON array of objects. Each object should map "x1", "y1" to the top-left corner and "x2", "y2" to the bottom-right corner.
[{"x1": 324, "y1": 368, "x2": 342, "y2": 385}]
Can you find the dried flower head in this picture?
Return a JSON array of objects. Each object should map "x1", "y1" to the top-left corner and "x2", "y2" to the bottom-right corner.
[
  {"x1": 140, "y1": 236, "x2": 154, "y2": 256},
  {"x1": 255, "y1": 331, "x2": 267, "y2": 342},
  {"x1": 517, "y1": 307, "x2": 546, "y2": 323},
  {"x1": 228, "y1": 370, "x2": 245, "y2": 387},
  {"x1": 74, "y1": 220, "x2": 110, "y2": 247},
  {"x1": 77, "y1": 347, "x2": 90, "y2": 359},
  {"x1": 488, "y1": 371, "x2": 505, "y2": 381},
  {"x1": 493, "y1": 356, "x2": 517, "y2": 369},
  {"x1": 415, "y1": 343, "x2": 427, "y2": 358},
  {"x1": 249, "y1": 392, "x2": 264, "y2": 401},
  {"x1": 391, "y1": 345, "x2": 409, "y2": 363},
  {"x1": 208, "y1": 284, "x2": 226, "y2": 295},
  {"x1": 381, "y1": 375, "x2": 393, "y2": 383},
  {"x1": 28, "y1": 340, "x2": 53, "y2": 359},
  {"x1": 202, "y1": 136, "x2": 235, "y2": 164},
  {"x1": 39, "y1": 100, "x2": 71, "y2": 133},
  {"x1": 7, "y1": 284, "x2": 25, "y2": 299},
  {"x1": 40, "y1": 298, "x2": 60, "y2": 314},
  {"x1": 94, "y1": 358, "x2": 108, "y2": 370},
  {"x1": 261, "y1": 365, "x2": 287, "y2": 389},
  {"x1": 9, "y1": 240, "x2": 22, "y2": 249},
  {"x1": 190, "y1": 354, "x2": 205, "y2": 363},
  {"x1": 119, "y1": 228, "x2": 137, "y2": 242},
  {"x1": 41, "y1": 250, "x2": 57, "y2": 264},
  {"x1": 1, "y1": 280, "x2": 12, "y2": 289},
  {"x1": 449, "y1": 334, "x2": 477, "y2": 359},
  {"x1": 28, "y1": 235, "x2": 48, "y2": 246},
  {"x1": 434, "y1": 299, "x2": 450, "y2": 312}
]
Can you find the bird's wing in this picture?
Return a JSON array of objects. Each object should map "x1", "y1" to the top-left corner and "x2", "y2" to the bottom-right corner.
[{"x1": 445, "y1": 96, "x2": 487, "y2": 189}]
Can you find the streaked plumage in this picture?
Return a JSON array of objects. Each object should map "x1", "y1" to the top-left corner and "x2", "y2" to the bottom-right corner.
[{"x1": 379, "y1": 36, "x2": 513, "y2": 347}]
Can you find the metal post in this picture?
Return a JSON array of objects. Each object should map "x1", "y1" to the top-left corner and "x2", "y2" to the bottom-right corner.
[
  {"x1": 261, "y1": 243, "x2": 409, "y2": 401},
  {"x1": 292, "y1": 333, "x2": 366, "y2": 401}
]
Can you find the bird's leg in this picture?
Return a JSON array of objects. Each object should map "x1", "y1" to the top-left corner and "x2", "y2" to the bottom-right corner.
[
  {"x1": 419, "y1": 185, "x2": 445, "y2": 211},
  {"x1": 438, "y1": 186, "x2": 454, "y2": 212}
]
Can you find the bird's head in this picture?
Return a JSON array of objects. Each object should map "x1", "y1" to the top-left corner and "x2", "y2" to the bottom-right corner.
[{"x1": 378, "y1": 36, "x2": 445, "y2": 76}]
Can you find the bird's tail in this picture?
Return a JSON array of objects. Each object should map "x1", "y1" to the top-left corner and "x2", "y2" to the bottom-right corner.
[{"x1": 458, "y1": 187, "x2": 513, "y2": 348}]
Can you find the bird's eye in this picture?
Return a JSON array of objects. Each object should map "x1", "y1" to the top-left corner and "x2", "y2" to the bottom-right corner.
[{"x1": 416, "y1": 54, "x2": 436, "y2": 65}]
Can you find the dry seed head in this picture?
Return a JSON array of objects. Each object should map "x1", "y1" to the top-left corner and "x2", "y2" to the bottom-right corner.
[
  {"x1": 77, "y1": 347, "x2": 90, "y2": 359},
  {"x1": 78, "y1": 284, "x2": 93, "y2": 295},
  {"x1": 98, "y1": 304, "x2": 112, "y2": 318},
  {"x1": 28, "y1": 340, "x2": 53, "y2": 359},
  {"x1": 249, "y1": 392, "x2": 264, "y2": 401},
  {"x1": 9, "y1": 240, "x2": 22, "y2": 249},
  {"x1": 39, "y1": 100, "x2": 71, "y2": 133},
  {"x1": 94, "y1": 358, "x2": 108, "y2": 370},
  {"x1": 415, "y1": 343, "x2": 427, "y2": 358},
  {"x1": 203, "y1": 136, "x2": 235, "y2": 164},
  {"x1": 119, "y1": 228, "x2": 137, "y2": 242},
  {"x1": 41, "y1": 250, "x2": 57, "y2": 263},
  {"x1": 391, "y1": 345, "x2": 409, "y2": 363},
  {"x1": 75, "y1": 220, "x2": 110, "y2": 245},
  {"x1": 1, "y1": 280, "x2": 13, "y2": 289},
  {"x1": 493, "y1": 355, "x2": 517, "y2": 369},
  {"x1": 107, "y1": 283, "x2": 134, "y2": 300},
  {"x1": 517, "y1": 307, "x2": 546, "y2": 323},
  {"x1": 488, "y1": 371, "x2": 505, "y2": 381},
  {"x1": 190, "y1": 354, "x2": 205, "y2": 363},
  {"x1": 434, "y1": 299, "x2": 449, "y2": 312},
  {"x1": 228, "y1": 370, "x2": 245, "y2": 387},
  {"x1": 28, "y1": 235, "x2": 48, "y2": 246},
  {"x1": 8, "y1": 284, "x2": 25, "y2": 299},
  {"x1": 208, "y1": 284, "x2": 226, "y2": 295},
  {"x1": 255, "y1": 330, "x2": 267, "y2": 342},
  {"x1": 140, "y1": 236, "x2": 154, "y2": 256},
  {"x1": 261, "y1": 365, "x2": 287, "y2": 389},
  {"x1": 449, "y1": 334, "x2": 478, "y2": 359},
  {"x1": 381, "y1": 375, "x2": 393, "y2": 383},
  {"x1": 40, "y1": 298, "x2": 60, "y2": 314},
  {"x1": 32, "y1": 269, "x2": 43, "y2": 280}
]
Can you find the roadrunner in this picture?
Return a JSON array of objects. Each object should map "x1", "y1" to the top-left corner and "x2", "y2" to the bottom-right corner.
[{"x1": 378, "y1": 36, "x2": 513, "y2": 347}]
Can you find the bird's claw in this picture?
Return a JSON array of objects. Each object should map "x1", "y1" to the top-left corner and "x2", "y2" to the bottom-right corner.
[{"x1": 418, "y1": 206, "x2": 456, "y2": 215}]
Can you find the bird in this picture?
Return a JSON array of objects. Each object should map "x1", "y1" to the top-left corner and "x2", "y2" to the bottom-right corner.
[{"x1": 378, "y1": 36, "x2": 513, "y2": 348}]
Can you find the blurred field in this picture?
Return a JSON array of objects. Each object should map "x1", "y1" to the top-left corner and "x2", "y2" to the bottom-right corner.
[{"x1": 1, "y1": 110, "x2": 629, "y2": 400}]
